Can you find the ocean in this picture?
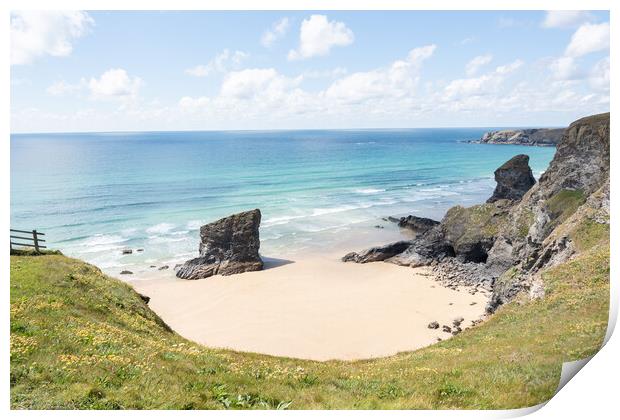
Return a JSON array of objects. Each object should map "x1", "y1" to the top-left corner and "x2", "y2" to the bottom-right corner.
[{"x1": 10, "y1": 129, "x2": 555, "y2": 277}]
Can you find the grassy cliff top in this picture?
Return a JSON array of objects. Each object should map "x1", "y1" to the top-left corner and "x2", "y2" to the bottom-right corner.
[{"x1": 10, "y1": 223, "x2": 608, "y2": 409}]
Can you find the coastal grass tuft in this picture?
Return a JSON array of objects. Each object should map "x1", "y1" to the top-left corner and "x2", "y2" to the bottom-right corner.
[
  {"x1": 11, "y1": 230, "x2": 609, "y2": 409},
  {"x1": 545, "y1": 189, "x2": 586, "y2": 226}
]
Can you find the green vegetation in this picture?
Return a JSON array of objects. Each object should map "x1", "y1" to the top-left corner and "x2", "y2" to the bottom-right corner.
[
  {"x1": 11, "y1": 221, "x2": 608, "y2": 409},
  {"x1": 545, "y1": 189, "x2": 586, "y2": 226},
  {"x1": 516, "y1": 209, "x2": 535, "y2": 239},
  {"x1": 442, "y1": 203, "x2": 509, "y2": 249}
]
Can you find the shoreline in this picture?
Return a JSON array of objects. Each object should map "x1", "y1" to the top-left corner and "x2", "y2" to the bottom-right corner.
[{"x1": 129, "y1": 254, "x2": 488, "y2": 361}]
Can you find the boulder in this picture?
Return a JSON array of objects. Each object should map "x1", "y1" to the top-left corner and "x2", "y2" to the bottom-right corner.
[
  {"x1": 122, "y1": 248, "x2": 132, "y2": 255},
  {"x1": 342, "y1": 241, "x2": 412, "y2": 263},
  {"x1": 487, "y1": 154, "x2": 536, "y2": 203},
  {"x1": 120, "y1": 270, "x2": 133, "y2": 275},
  {"x1": 427, "y1": 321, "x2": 439, "y2": 329},
  {"x1": 394, "y1": 215, "x2": 440, "y2": 234},
  {"x1": 176, "y1": 209, "x2": 263, "y2": 280}
]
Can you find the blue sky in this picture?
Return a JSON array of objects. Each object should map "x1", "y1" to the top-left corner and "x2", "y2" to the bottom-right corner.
[{"x1": 10, "y1": 10, "x2": 610, "y2": 132}]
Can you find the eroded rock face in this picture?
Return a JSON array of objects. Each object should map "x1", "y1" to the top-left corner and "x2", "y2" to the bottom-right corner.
[
  {"x1": 486, "y1": 113, "x2": 610, "y2": 312},
  {"x1": 342, "y1": 241, "x2": 412, "y2": 263},
  {"x1": 176, "y1": 209, "x2": 263, "y2": 280},
  {"x1": 487, "y1": 154, "x2": 536, "y2": 203}
]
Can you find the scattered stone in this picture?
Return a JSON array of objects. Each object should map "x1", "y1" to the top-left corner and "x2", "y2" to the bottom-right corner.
[
  {"x1": 122, "y1": 249, "x2": 132, "y2": 255},
  {"x1": 120, "y1": 270, "x2": 133, "y2": 275},
  {"x1": 470, "y1": 302, "x2": 477, "y2": 306},
  {"x1": 137, "y1": 293, "x2": 150, "y2": 304},
  {"x1": 427, "y1": 321, "x2": 439, "y2": 329},
  {"x1": 136, "y1": 248, "x2": 144, "y2": 252},
  {"x1": 442, "y1": 325, "x2": 452, "y2": 333},
  {"x1": 158, "y1": 265, "x2": 169, "y2": 270},
  {"x1": 176, "y1": 209, "x2": 264, "y2": 280},
  {"x1": 374, "y1": 225, "x2": 384, "y2": 229},
  {"x1": 436, "y1": 337, "x2": 442, "y2": 342},
  {"x1": 452, "y1": 327, "x2": 462, "y2": 335},
  {"x1": 150, "y1": 265, "x2": 156, "y2": 268},
  {"x1": 453, "y1": 317, "x2": 464, "y2": 327}
]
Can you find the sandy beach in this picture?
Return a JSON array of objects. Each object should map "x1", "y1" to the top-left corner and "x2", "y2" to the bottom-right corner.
[{"x1": 130, "y1": 255, "x2": 488, "y2": 361}]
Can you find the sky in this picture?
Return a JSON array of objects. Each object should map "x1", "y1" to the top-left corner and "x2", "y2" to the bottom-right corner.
[{"x1": 10, "y1": 10, "x2": 610, "y2": 133}]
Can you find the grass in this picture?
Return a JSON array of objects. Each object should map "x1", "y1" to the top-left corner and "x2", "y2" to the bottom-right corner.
[
  {"x1": 10, "y1": 221, "x2": 609, "y2": 409},
  {"x1": 545, "y1": 189, "x2": 586, "y2": 227},
  {"x1": 441, "y1": 203, "x2": 509, "y2": 251}
]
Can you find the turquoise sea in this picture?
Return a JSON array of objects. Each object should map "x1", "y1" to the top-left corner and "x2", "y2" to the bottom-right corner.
[{"x1": 11, "y1": 129, "x2": 555, "y2": 276}]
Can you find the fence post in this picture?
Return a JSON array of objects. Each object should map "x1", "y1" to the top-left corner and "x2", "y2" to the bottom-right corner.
[{"x1": 33, "y1": 230, "x2": 40, "y2": 252}]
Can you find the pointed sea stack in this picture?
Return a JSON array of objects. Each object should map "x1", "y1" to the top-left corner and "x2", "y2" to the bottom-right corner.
[{"x1": 486, "y1": 154, "x2": 536, "y2": 203}]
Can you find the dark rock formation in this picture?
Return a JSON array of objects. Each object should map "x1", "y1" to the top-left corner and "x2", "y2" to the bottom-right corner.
[
  {"x1": 428, "y1": 321, "x2": 439, "y2": 329},
  {"x1": 487, "y1": 154, "x2": 536, "y2": 203},
  {"x1": 473, "y1": 128, "x2": 564, "y2": 146},
  {"x1": 393, "y1": 215, "x2": 440, "y2": 234},
  {"x1": 387, "y1": 226, "x2": 454, "y2": 267},
  {"x1": 122, "y1": 249, "x2": 132, "y2": 255},
  {"x1": 176, "y1": 209, "x2": 264, "y2": 280},
  {"x1": 342, "y1": 241, "x2": 412, "y2": 263},
  {"x1": 120, "y1": 270, "x2": 133, "y2": 275},
  {"x1": 158, "y1": 265, "x2": 169, "y2": 270}
]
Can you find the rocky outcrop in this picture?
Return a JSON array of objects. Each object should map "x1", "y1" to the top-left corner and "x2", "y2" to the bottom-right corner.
[
  {"x1": 486, "y1": 113, "x2": 610, "y2": 311},
  {"x1": 342, "y1": 241, "x2": 412, "y2": 263},
  {"x1": 392, "y1": 215, "x2": 440, "y2": 234},
  {"x1": 343, "y1": 113, "x2": 609, "y2": 314},
  {"x1": 472, "y1": 128, "x2": 564, "y2": 146},
  {"x1": 176, "y1": 209, "x2": 263, "y2": 280},
  {"x1": 487, "y1": 154, "x2": 536, "y2": 203}
]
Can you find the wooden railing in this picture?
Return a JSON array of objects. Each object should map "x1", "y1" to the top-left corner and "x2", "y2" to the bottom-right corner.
[{"x1": 10, "y1": 229, "x2": 46, "y2": 252}]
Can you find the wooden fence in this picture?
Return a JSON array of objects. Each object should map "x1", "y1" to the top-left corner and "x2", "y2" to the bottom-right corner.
[{"x1": 10, "y1": 229, "x2": 46, "y2": 252}]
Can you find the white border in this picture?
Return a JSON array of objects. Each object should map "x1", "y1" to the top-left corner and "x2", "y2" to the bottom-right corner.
[{"x1": 2, "y1": 1, "x2": 616, "y2": 419}]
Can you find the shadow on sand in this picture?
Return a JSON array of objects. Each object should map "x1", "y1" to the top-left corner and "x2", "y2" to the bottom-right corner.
[{"x1": 261, "y1": 256, "x2": 295, "y2": 270}]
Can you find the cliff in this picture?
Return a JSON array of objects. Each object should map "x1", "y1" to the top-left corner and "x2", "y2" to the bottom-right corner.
[
  {"x1": 473, "y1": 127, "x2": 565, "y2": 146},
  {"x1": 346, "y1": 112, "x2": 610, "y2": 313}
]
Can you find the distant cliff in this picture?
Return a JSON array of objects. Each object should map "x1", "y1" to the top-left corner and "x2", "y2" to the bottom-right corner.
[{"x1": 471, "y1": 128, "x2": 565, "y2": 146}]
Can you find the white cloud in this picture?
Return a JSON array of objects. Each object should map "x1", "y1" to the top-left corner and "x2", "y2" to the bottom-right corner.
[
  {"x1": 185, "y1": 49, "x2": 249, "y2": 77},
  {"x1": 11, "y1": 11, "x2": 93, "y2": 65},
  {"x1": 220, "y1": 68, "x2": 302, "y2": 100},
  {"x1": 303, "y1": 67, "x2": 348, "y2": 79},
  {"x1": 589, "y1": 56, "x2": 609, "y2": 91},
  {"x1": 288, "y1": 15, "x2": 354, "y2": 60},
  {"x1": 542, "y1": 11, "x2": 591, "y2": 28},
  {"x1": 459, "y1": 36, "x2": 476, "y2": 45},
  {"x1": 46, "y1": 80, "x2": 85, "y2": 96},
  {"x1": 88, "y1": 68, "x2": 143, "y2": 101},
  {"x1": 549, "y1": 56, "x2": 580, "y2": 80},
  {"x1": 443, "y1": 59, "x2": 523, "y2": 100},
  {"x1": 465, "y1": 54, "x2": 493, "y2": 76},
  {"x1": 565, "y1": 22, "x2": 610, "y2": 57},
  {"x1": 261, "y1": 18, "x2": 290, "y2": 47},
  {"x1": 324, "y1": 45, "x2": 436, "y2": 104}
]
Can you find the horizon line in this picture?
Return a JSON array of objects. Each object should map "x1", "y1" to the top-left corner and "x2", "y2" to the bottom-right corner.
[{"x1": 10, "y1": 124, "x2": 567, "y2": 136}]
